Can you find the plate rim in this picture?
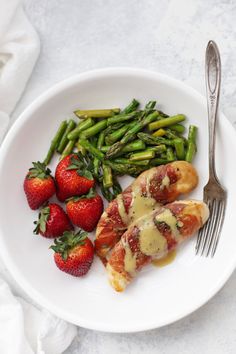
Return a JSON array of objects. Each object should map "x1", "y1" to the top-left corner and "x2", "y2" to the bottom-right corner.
[{"x1": 0, "y1": 67, "x2": 235, "y2": 333}]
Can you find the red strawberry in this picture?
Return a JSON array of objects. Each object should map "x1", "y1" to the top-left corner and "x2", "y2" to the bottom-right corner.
[
  {"x1": 55, "y1": 154, "x2": 95, "y2": 202},
  {"x1": 24, "y1": 162, "x2": 56, "y2": 210},
  {"x1": 34, "y1": 203, "x2": 73, "y2": 238},
  {"x1": 66, "y1": 189, "x2": 103, "y2": 232},
  {"x1": 50, "y1": 230, "x2": 94, "y2": 277}
]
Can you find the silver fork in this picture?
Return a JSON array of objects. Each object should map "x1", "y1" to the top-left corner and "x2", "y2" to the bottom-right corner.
[{"x1": 195, "y1": 40, "x2": 227, "y2": 257}]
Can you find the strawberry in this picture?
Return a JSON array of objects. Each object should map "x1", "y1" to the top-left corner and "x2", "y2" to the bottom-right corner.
[
  {"x1": 50, "y1": 230, "x2": 94, "y2": 277},
  {"x1": 34, "y1": 203, "x2": 73, "y2": 238},
  {"x1": 55, "y1": 154, "x2": 95, "y2": 202},
  {"x1": 24, "y1": 162, "x2": 56, "y2": 210},
  {"x1": 66, "y1": 189, "x2": 104, "y2": 232}
]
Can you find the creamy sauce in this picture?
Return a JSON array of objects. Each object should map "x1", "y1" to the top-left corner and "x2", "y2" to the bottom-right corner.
[
  {"x1": 123, "y1": 240, "x2": 137, "y2": 274},
  {"x1": 152, "y1": 249, "x2": 177, "y2": 267},
  {"x1": 129, "y1": 185, "x2": 157, "y2": 222},
  {"x1": 145, "y1": 169, "x2": 153, "y2": 197},
  {"x1": 117, "y1": 194, "x2": 129, "y2": 224},
  {"x1": 155, "y1": 209, "x2": 180, "y2": 241},
  {"x1": 161, "y1": 175, "x2": 170, "y2": 190},
  {"x1": 139, "y1": 220, "x2": 167, "y2": 256}
]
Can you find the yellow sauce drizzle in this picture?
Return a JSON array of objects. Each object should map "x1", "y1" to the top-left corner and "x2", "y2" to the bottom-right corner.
[
  {"x1": 139, "y1": 220, "x2": 168, "y2": 256},
  {"x1": 116, "y1": 194, "x2": 129, "y2": 224},
  {"x1": 123, "y1": 240, "x2": 137, "y2": 275},
  {"x1": 145, "y1": 169, "x2": 153, "y2": 197},
  {"x1": 152, "y1": 249, "x2": 177, "y2": 267},
  {"x1": 155, "y1": 209, "x2": 180, "y2": 241},
  {"x1": 161, "y1": 175, "x2": 170, "y2": 190},
  {"x1": 129, "y1": 185, "x2": 157, "y2": 222}
]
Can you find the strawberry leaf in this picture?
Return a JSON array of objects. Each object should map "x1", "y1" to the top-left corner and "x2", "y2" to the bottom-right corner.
[
  {"x1": 33, "y1": 206, "x2": 50, "y2": 234},
  {"x1": 66, "y1": 154, "x2": 94, "y2": 181},
  {"x1": 79, "y1": 170, "x2": 93, "y2": 180},
  {"x1": 49, "y1": 230, "x2": 88, "y2": 259},
  {"x1": 66, "y1": 156, "x2": 83, "y2": 170},
  {"x1": 28, "y1": 162, "x2": 52, "y2": 180},
  {"x1": 82, "y1": 188, "x2": 96, "y2": 199},
  {"x1": 66, "y1": 188, "x2": 96, "y2": 203},
  {"x1": 62, "y1": 250, "x2": 68, "y2": 261}
]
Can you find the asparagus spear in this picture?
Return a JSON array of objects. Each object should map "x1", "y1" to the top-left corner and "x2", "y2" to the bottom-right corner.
[
  {"x1": 76, "y1": 140, "x2": 86, "y2": 155},
  {"x1": 79, "y1": 139, "x2": 104, "y2": 160},
  {"x1": 164, "y1": 129, "x2": 180, "y2": 139},
  {"x1": 101, "y1": 140, "x2": 145, "y2": 154},
  {"x1": 112, "y1": 158, "x2": 150, "y2": 166},
  {"x1": 105, "y1": 124, "x2": 131, "y2": 145},
  {"x1": 67, "y1": 118, "x2": 94, "y2": 140},
  {"x1": 93, "y1": 131, "x2": 105, "y2": 177},
  {"x1": 185, "y1": 125, "x2": 197, "y2": 162},
  {"x1": 147, "y1": 144, "x2": 167, "y2": 154},
  {"x1": 148, "y1": 114, "x2": 186, "y2": 131},
  {"x1": 164, "y1": 129, "x2": 188, "y2": 147},
  {"x1": 106, "y1": 111, "x2": 160, "y2": 158},
  {"x1": 129, "y1": 150, "x2": 155, "y2": 161},
  {"x1": 102, "y1": 164, "x2": 113, "y2": 188},
  {"x1": 105, "y1": 121, "x2": 137, "y2": 145},
  {"x1": 149, "y1": 158, "x2": 170, "y2": 166},
  {"x1": 166, "y1": 147, "x2": 176, "y2": 161},
  {"x1": 57, "y1": 119, "x2": 76, "y2": 153},
  {"x1": 158, "y1": 111, "x2": 169, "y2": 118},
  {"x1": 137, "y1": 132, "x2": 175, "y2": 146},
  {"x1": 43, "y1": 120, "x2": 67, "y2": 165},
  {"x1": 152, "y1": 128, "x2": 166, "y2": 137},
  {"x1": 100, "y1": 146, "x2": 110, "y2": 153},
  {"x1": 121, "y1": 140, "x2": 145, "y2": 153},
  {"x1": 122, "y1": 99, "x2": 139, "y2": 114},
  {"x1": 105, "y1": 160, "x2": 146, "y2": 177},
  {"x1": 112, "y1": 177, "x2": 122, "y2": 196},
  {"x1": 97, "y1": 131, "x2": 105, "y2": 147},
  {"x1": 60, "y1": 140, "x2": 76, "y2": 160},
  {"x1": 174, "y1": 138, "x2": 185, "y2": 160},
  {"x1": 102, "y1": 122, "x2": 124, "y2": 136},
  {"x1": 89, "y1": 136, "x2": 98, "y2": 147},
  {"x1": 74, "y1": 108, "x2": 120, "y2": 119},
  {"x1": 169, "y1": 123, "x2": 185, "y2": 134},
  {"x1": 107, "y1": 111, "x2": 139, "y2": 125},
  {"x1": 145, "y1": 101, "x2": 156, "y2": 110},
  {"x1": 100, "y1": 184, "x2": 114, "y2": 202},
  {"x1": 99, "y1": 174, "x2": 122, "y2": 201},
  {"x1": 79, "y1": 119, "x2": 107, "y2": 139},
  {"x1": 142, "y1": 101, "x2": 156, "y2": 116}
]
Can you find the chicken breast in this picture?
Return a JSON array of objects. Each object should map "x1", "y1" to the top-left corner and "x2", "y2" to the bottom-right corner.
[
  {"x1": 107, "y1": 200, "x2": 209, "y2": 292},
  {"x1": 95, "y1": 161, "x2": 198, "y2": 263}
]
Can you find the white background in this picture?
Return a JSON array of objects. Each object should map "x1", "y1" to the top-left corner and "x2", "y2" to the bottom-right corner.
[{"x1": 3, "y1": 1, "x2": 236, "y2": 353}]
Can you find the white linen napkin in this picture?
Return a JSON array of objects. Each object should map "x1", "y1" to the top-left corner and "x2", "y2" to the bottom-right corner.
[
  {"x1": 0, "y1": 279, "x2": 77, "y2": 354},
  {"x1": 0, "y1": 1, "x2": 77, "y2": 353},
  {"x1": 0, "y1": 0, "x2": 40, "y2": 141}
]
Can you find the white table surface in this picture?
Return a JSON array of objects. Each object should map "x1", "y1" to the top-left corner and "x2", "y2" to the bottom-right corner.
[{"x1": 4, "y1": 0, "x2": 236, "y2": 353}]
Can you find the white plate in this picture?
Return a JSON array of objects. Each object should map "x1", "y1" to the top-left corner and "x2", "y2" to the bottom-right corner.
[{"x1": 0, "y1": 68, "x2": 235, "y2": 333}]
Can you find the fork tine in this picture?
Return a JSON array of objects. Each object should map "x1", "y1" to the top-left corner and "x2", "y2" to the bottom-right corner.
[
  {"x1": 199, "y1": 200, "x2": 215, "y2": 256},
  {"x1": 195, "y1": 228, "x2": 203, "y2": 254},
  {"x1": 205, "y1": 201, "x2": 221, "y2": 256},
  {"x1": 195, "y1": 198, "x2": 211, "y2": 255},
  {"x1": 195, "y1": 198, "x2": 225, "y2": 257},
  {"x1": 210, "y1": 201, "x2": 226, "y2": 257}
]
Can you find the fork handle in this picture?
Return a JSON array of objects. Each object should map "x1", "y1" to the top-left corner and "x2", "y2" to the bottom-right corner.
[{"x1": 205, "y1": 40, "x2": 221, "y2": 180}]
